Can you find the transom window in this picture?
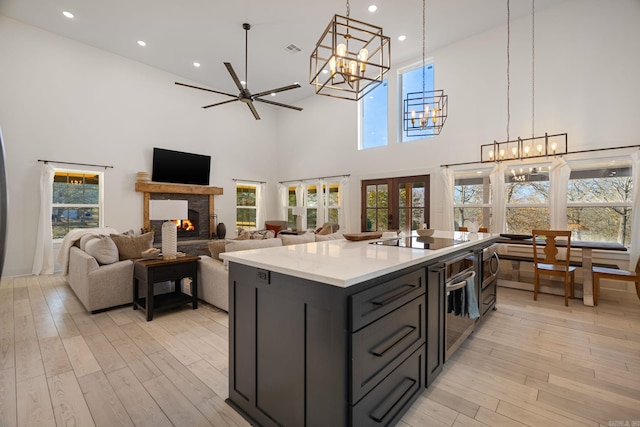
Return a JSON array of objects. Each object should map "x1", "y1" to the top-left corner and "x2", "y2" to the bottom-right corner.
[
  {"x1": 359, "y1": 80, "x2": 388, "y2": 150},
  {"x1": 52, "y1": 169, "x2": 103, "y2": 239},
  {"x1": 400, "y1": 63, "x2": 435, "y2": 143}
]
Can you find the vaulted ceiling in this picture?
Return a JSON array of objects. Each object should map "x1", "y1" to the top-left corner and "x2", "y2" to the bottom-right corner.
[{"x1": 0, "y1": 0, "x2": 567, "y2": 106}]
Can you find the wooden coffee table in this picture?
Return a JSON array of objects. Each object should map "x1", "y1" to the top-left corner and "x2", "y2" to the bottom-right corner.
[{"x1": 133, "y1": 255, "x2": 200, "y2": 321}]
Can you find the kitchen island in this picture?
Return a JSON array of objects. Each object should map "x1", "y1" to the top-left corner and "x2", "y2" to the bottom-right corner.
[{"x1": 221, "y1": 231, "x2": 497, "y2": 426}]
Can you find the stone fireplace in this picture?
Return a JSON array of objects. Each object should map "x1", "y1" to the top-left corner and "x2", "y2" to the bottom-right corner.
[{"x1": 135, "y1": 181, "x2": 223, "y2": 244}]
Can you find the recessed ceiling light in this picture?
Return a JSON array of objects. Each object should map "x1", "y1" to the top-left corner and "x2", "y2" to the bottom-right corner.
[
  {"x1": 271, "y1": 93, "x2": 276, "y2": 97},
  {"x1": 62, "y1": 11, "x2": 74, "y2": 19},
  {"x1": 322, "y1": 69, "x2": 329, "y2": 74},
  {"x1": 193, "y1": 62, "x2": 201, "y2": 67},
  {"x1": 398, "y1": 35, "x2": 407, "y2": 41},
  {"x1": 137, "y1": 40, "x2": 146, "y2": 47},
  {"x1": 368, "y1": 5, "x2": 378, "y2": 12},
  {"x1": 240, "y1": 80, "x2": 246, "y2": 86}
]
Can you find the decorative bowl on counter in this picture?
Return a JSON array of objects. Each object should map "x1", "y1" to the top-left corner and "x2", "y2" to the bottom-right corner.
[{"x1": 416, "y1": 228, "x2": 435, "y2": 237}]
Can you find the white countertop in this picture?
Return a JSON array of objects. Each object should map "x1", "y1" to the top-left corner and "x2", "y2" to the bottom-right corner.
[{"x1": 220, "y1": 230, "x2": 497, "y2": 288}]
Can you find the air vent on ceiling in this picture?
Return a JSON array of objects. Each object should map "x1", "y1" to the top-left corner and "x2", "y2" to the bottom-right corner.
[{"x1": 285, "y1": 44, "x2": 302, "y2": 54}]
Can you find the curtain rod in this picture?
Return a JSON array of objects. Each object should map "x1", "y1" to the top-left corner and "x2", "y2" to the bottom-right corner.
[
  {"x1": 233, "y1": 178, "x2": 266, "y2": 184},
  {"x1": 38, "y1": 159, "x2": 114, "y2": 169},
  {"x1": 440, "y1": 145, "x2": 640, "y2": 168},
  {"x1": 279, "y1": 173, "x2": 350, "y2": 184}
]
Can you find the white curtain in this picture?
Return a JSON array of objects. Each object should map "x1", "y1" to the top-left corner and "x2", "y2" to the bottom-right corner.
[
  {"x1": 278, "y1": 183, "x2": 288, "y2": 220},
  {"x1": 339, "y1": 176, "x2": 350, "y2": 232},
  {"x1": 489, "y1": 163, "x2": 506, "y2": 234},
  {"x1": 315, "y1": 179, "x2": 325, "y2": 228},
  {"x1": 255, "y1": 182, "x2": 266, "y2": 230},
  {"x1": 32, "y1": 164, "x2": 55, "y2": 275},
  {"x1": 296, "y1": 183, "x2": 306, "y2": 230},
  {"x1": 440, "y1": 168, "x2": 455, "y2": 230},
  {"x1": 629, "y1": 151, "x2": 640, "y2": 270},
  {"x1": 549, "y1": 157, "x2": 571, "y2": 230}
]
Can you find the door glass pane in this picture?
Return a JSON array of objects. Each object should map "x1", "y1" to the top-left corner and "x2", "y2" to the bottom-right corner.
[
  {"x1": 377, "y1": 184, "x2": 388, "y2": 207},
  {"x1": 412, "y1": 208, "x2": 424, "y2": 230},
  {"x1": 399, "y1": 184, "x2": 407, "y2": 207},
  {"x1": 366, "y1": 209, "x2": 377, "y2": 230},
  {"x1": 377, "y1": 210, "x2": 388, "y2": 231},
  {"x1": 366, "y1": 185, "x2": 377, "y2": 207},
  {"x1": 412, "y1": 183, "x2": 425, "y2": 207},
  {"x1": 399, "y1": 209, "x2": 407, "y2": 230}
]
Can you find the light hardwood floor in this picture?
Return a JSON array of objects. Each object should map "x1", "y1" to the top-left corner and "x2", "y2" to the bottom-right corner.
[{"x1": 1, "y1": 275, "x2": 639, "y2": 426}]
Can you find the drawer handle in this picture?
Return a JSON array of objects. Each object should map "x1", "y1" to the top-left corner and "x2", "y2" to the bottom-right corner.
[
  {"x1": 371, "y1": 325, "x2": 416, "y2": 357},
  {"x1": 371, "y1": 284, "x2": 418, "y2": 307},
  {"x1": 370, "y1": 377, "x2": 416, "y2": 423}
]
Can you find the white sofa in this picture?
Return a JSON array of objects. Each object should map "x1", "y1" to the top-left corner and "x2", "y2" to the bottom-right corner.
[
  {"x1": 68, "y1": 245, "x2": 135, "y2": 312},
  {"x1": 198, "y1": 231, "x2": 342, "y2": 311}
]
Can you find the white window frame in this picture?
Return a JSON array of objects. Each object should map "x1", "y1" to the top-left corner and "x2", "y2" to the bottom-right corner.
[{"x1": 453, "y1": 171, "x2": 492, "y2": 230}]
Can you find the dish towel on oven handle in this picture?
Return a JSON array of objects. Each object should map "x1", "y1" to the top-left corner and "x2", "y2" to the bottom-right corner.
[{"x1": 466, "y1": 276, "x2": 480, "y2": 319}]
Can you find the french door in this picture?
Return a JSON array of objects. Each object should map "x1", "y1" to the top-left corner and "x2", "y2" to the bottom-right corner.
[{"x1": 361, "y1": 175, "x2": 430, "y2": 232}]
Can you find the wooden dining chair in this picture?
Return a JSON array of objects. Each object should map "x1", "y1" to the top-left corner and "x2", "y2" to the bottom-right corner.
[
  {"x1": 592, "y1": 258, "x2": 640, "y2": 305},
  {"x1": 532, "y1": 229, "x2": 576, "y2": 306},
  {"x1": 458, "y1": 226, "x2": 488, "y2": 232}
]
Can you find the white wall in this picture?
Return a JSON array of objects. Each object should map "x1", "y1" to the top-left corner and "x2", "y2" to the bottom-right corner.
[
  {"x1": 276, "y1": 0, "x2": 640, "y2": 233},
  {"x1": 1, "y1": 0, "x2": 639, "y2": 276},
  {"x1": 0, "y1": 17, "x2": 281, "y2": 276}
]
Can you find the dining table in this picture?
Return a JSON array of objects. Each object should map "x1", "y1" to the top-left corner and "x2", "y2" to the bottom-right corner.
[{"x1": 496, "y1": 235, "x2": 627, "y2": 306}]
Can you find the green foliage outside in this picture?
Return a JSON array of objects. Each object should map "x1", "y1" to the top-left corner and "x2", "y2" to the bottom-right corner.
[{"x1": 52, "y1": 172, "x2": 100, "y2": 239}]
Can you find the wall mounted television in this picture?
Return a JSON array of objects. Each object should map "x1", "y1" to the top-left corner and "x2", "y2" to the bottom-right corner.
[{"x1": 152, "y1": 147, "x2": 211, "y2": 186}]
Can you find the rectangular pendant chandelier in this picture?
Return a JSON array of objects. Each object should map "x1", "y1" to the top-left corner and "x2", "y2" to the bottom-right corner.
[
  {"x1": 480, "y1": 133, "x2": 568, "y2": 163},
  {"x1": 403, "y1": 90, "x2": 448, "y2": 136},
  {"x1": 309, "y1": 14, "x2": 391, "y2": 101}
]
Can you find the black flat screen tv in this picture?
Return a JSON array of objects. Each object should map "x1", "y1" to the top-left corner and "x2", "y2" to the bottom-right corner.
[{"x1": 152, "y1": 147, "x2": 211, "y2": 185}]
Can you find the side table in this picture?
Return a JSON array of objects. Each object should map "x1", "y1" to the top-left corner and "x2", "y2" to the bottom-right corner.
[{"x1": 133, "y1": 255, "x2": 200, "y2": 321}]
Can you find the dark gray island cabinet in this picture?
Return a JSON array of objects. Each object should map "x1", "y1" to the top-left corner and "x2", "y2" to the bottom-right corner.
[{"x1": 223, "y1": 233, "x2": 496, "y2": 426}]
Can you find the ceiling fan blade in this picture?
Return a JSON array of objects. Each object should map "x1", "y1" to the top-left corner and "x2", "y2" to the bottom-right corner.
[
  {"x1": 246, "y1": 102, "x2": 261, "y2": 120},
  {"x1": 175, "y1": 82, "x2": 236, "y2": 98},
  {"x1": 202, "y1": 98, "x2": 239, "y2": 109},
  {"x1": 224, "y1": 62, "x2": 245, "y2": 92},
  {"x1": 254, "y1": 97, "x2": 303, "y2": 111},
  {"x1": 252, "y1": 83, "x2": 301, "y2": 99}
]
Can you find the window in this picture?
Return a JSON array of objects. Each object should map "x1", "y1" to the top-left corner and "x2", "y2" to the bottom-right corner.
[
  {"x1": 326, "y1": 183, "x2": 340, "y2": 223},
  {"x1": 400, "y1": 63, "x2": 435, "y2": 143},
  {"x1": 454, "y1": 174, "x2": 491, "y2": 230},
  {"x1": 362, "y1": 175, "x2": 430, "y2": 232},
  {"x1": 359, "y1": 80, "x2": 388, "y2": 149},
  {"x1": 306, "y1": 185, "x2": 319, "y2": 228},
  {"x1": 236, "y1": 183, "x2": 257, "y2": 230},
  {"x1": 505, "y1": 165, "x2": 550, "y2": 233},
  {"x1": 567, "y1": 165, "x2": 632, "y2": 246},
  {"x1": 52, "y1": 169, "x2": 103, "y2": 239}
]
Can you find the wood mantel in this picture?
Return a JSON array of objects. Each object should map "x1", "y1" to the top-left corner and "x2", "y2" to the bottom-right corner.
[{"x1": 135, "y1": 182, "x2": 223, "y2": 238}]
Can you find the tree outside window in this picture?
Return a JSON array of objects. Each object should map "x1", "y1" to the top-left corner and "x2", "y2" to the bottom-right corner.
[
  {"x1": 567, "y1": 166, "x2": 632, "y2": 246},
  {"x1": 505, "y1": 166, "x2": 550, "y2": 234},
  {"x1": 52, "y1": 170, "x2": 102, "y2": 239},
  {"x1": 236, "y1": 184, "x2": 257, "y2": 230}
]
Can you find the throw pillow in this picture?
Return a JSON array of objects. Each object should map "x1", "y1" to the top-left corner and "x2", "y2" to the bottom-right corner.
[
  {"x1": 110, "y1": 232, "x2": 154, "y2": 260},
  {"x1": 236, "y1": 230, "x2": 251, "y2": 240},
  {"x1": 266, "y1": 223, "x2": 282, "y2": 237},
  {"x1": 280, "y1": 232, "x2": 315, "y2": 246},
  {"x1": 79, "y1": 234, "x2": 100, "y2": 251},
  {"x1": 317, "y1": 224, "x2": 333, "y2": 235},
  {"x1": 208, "y1": 240, "x2": 226, "y2": 261},
  {"x1": 315, "y1": 231, "x2": 344, "y2": 242},
  {"x1": 84, "y1": 236, "x2": 119, "y2": 265}
]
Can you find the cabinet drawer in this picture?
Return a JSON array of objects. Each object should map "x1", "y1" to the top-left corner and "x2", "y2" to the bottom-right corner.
[
  {"x1": 352, "y1": 346, "x2": 425, "y2": 427},
  {"x1": 149, "y1": 264, "x2": 194, "y2": 282},
  {"x1": 351, "y1": 296, "x2": 425, "y2": 404},
  {"x1": 351, "y1": 269, "x2": 425, "y2": 331}
]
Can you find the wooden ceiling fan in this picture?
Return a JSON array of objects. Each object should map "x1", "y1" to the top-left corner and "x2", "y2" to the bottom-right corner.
[{"x1": 175, "y1": 23, "x2": 303, "y2": 120}]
